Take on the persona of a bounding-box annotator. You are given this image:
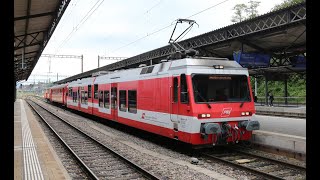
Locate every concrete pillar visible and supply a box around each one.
[98,55,100,68]
[265,74,268,106]
[254,77,257,96]
[81,55,83,73]
[284,77,288,105]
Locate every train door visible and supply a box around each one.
[111,83,118,121]
[77,87,80,110]
[171,76,179,135]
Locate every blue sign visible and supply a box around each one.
[233,52,271,68]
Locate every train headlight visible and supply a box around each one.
[198,114,211,118]
[213,65,224,69]
[241,111,251,116]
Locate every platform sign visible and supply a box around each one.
[233,51,271,68]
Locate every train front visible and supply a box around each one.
[185,59,260,146]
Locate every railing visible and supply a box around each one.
[255,96,306,107]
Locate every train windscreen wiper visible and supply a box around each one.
[195,90,211,109]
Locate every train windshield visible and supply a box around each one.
[192,74,251,103]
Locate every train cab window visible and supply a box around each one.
[104,91,110,109]
[173,77,178,103]
[88,85,92,98]
[94,84,98,99]
[119,90,127,112]
[99,91,103,107]
[192,74,251,103]
[180,74,189,103]
[128,90,137,114]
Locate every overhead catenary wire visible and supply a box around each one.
[110,0,232,54]
[55,0,105,55]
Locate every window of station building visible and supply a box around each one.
[94,84,98,99]
[99,91,103,107]
[119,90,127,112]
[173,77,178,103]
[88,85,92,98]
[180,74,189,103]
[104,90,110,109]
[128,90,137,114]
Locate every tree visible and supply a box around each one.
[246,0,261,19]
[271,0,305,11]
[231,4,247,23]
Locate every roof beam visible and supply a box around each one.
[15,42,41,50]
[15,50,38,57]
[15,30,46,38]
[14,11,54,21]
[28,0,72,81]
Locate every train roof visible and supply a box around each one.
[64,57,248,86]
[68,76,95,87]
[50,83,68,89]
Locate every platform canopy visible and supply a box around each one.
[14,0,71,81]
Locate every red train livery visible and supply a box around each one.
[45,57,260,147]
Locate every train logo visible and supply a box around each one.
[221,108,232,117]
[141,113,146,119]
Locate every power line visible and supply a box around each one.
[186,0,231,19]
[110,0,232,54]
[55,0,105,54]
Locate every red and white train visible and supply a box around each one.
[44,56,260,147]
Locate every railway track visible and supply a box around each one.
[200,147,306,180]
[26,99,161,180]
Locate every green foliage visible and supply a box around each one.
[271,0,305,11]
[231,4,247,23]
[231,1,260,23]
[246,0,261,19]
[250,75,306,97]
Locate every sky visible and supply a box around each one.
[24,0,285,84]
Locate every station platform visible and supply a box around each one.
[14,99,70,179]
[255,104,306,118]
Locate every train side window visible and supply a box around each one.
[128,90,137,114]
[94,84,98,99]
[74,92,77,102]
[85,91,88,104]
[173,77,178,103]
[111,87,117,109]
[88,85,92,98]
[81,91,84,104]
[119,90,127,112]
[99,91,103,107]
[104,91,110,109]
[180,74,189,103]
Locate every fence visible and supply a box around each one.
[255,96,306,107]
